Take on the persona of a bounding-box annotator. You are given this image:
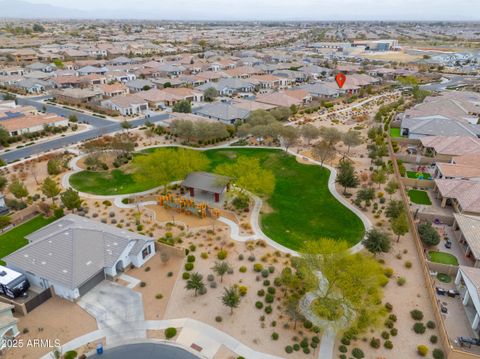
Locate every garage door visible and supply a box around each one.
[78,270,105,296]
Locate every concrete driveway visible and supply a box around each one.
[77,281,146,344]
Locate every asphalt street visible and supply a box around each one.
[89,343,200,359]
[1,96,169,163]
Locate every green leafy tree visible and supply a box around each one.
[385,180,399,199]
[8,178,28,200]
[172,100,192,113]
[203,87,219,102]
[120,120,133,131]
[392,212,409,242]
[0,215,11,229]
[0,125,11,146]
[42,177,61,204]
[320,127,342,147]
[300,124,320,145]
[212,261,231,283]
[342,130,362,154]
[356,187,375,208]
[418,222,440,246]
[185,272,205,297]
[298,239,387,333]
[47,158,62,175]
[214,156,275,196]
[336,160,359,194]
[68,114,78,123]
[312,141,336,167]
[60,188,82,212]
[385,199,404,219]
[279,126,299,151]
[32,23,45,32]
[133,148,210,193]
[371,169,387,188]
[222,286,241,314]
[0,175,7,191]
[362,229,391,255]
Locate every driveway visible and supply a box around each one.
[77,281,146,344]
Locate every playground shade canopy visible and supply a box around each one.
[182,172,230,194]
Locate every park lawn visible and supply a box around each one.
[0,215,57,264]
[389,128,401,138]
[406,171,431,179]
[408,189,432,205]
[69,169,153,195]
[70,147,365,250]
[429,251,459,266]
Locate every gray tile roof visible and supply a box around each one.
[4,215,153,290]
[402,115,480,137]
[182,172,230,194]
[194,102,250,122]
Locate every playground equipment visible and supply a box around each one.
[158,194,220,219]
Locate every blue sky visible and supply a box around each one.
[25,0,479,20]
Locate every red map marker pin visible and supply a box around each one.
[335,73,346,89]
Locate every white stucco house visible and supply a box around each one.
[456,266,480,332]
[3,215,155,302]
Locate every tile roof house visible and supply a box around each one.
[0,113,68,136]
[433,179,480,216]
[453,214,480,267]
[419,136,480,161]
[196,78,255,96]
[3,215,155,301]
[193,102,250,124]
[101,94,149,116]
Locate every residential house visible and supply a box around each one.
[193,102,250,124]
[0,113,68,136]
[11,49,38,63]
[419,136,480,162]
[4,215,155,302]
[53,88,103,105]
[453,215,480,268]
[434,154,480,181]
[433,179,480,216]
[98,83,129,98]
[196,78,255,96]
[101,94,149,116]
[126,79,156,93]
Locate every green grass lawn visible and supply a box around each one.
[70,147,365,250]
[0,215,57,264]
[406,171,431,180]
[408,189,432,205]
[389,128,401,138]
[429,251,459,266]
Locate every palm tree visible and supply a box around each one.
[185,272,205,297]
[221,286,240,314]
[212,261,231,283]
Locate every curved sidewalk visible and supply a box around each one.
[40,318,284,359]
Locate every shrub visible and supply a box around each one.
[427,320,436,329]
[417,345,428,357]
[264,305,272,314]
[339,345,348,353]
[139,281,146,287]
[430,335,438,344]
[341,337,350,345]
[187,255,195,262]
[352,347,365,358]
[381,331,390,340]
[255,301,264,309]
[397,277,406,286]
[182,272,190,280]
[155,293,163,299]
[184,262,194,271]
[405,260,412,268]
[265,293,274,303]
[302,347,310,354]
[238,286,248,296]
[215,316,222,322]
[217,249,227,260]
[285,346,293,354]
[390,328,398,336]
[384,267,394,277]
[384,340,393,349]
[384,319,394,329]
[263,279,270,286]
[271,332,279,340]
[413,322,426,334]
[388,314,397,322]
[167,271,173,277]
[267,287,276,295]
[303,320,313,329]
[239,266,247,273]
[257,289,265,296]
[433,349,445,359]
[370,338,380,349]
[64,351,77,359]
[293,344,300,351]
[411,309,424,321]
[261,269,270,278]
[165,327,177,339]
[253,263,264,272]
[385,302,393,312]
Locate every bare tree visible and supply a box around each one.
[312,141,336,167]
